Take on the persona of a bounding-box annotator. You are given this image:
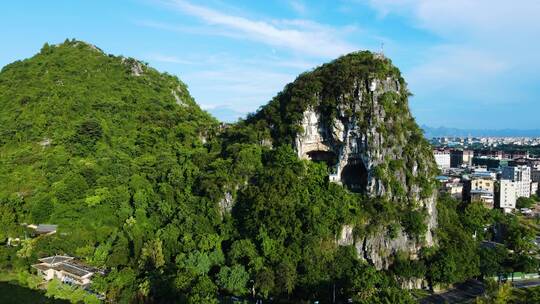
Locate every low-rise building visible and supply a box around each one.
[475,150,504,160]
[505,151,529,160]
[471,175,495,193]
[444,182,463,200]
[472,167,500,179]
[463,172,495,205]
[32,256,98,288]
[471,190,495,209]
[472,157,510,170]
[27,224,57,236]
[450,149,474,168]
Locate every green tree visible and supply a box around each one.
[217,265,249,296]
[516,197,535,209]
[401,209,428,239]
[463,201,492,236]
[254,267,275,299]
[188,276,219,304]
[474,280,512,304]
[275,261,297,295]
[140,239,165,270]
[0,204,16,242]
[479,245,508,278]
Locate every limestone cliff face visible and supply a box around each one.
[252,51,438,270]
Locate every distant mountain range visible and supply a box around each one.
[206,106,246,123]
[421,125,540,138]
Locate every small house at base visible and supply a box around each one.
[26,224,58,236]
[35,224,58,235]
[32,255,98,288]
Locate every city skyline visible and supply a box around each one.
[1,0,539,129]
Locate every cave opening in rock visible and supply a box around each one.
[341,161,368,193]
[307,150,338,173]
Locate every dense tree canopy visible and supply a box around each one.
[0,40,427,303]
[1,40,535,303]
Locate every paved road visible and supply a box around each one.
[419,278,540,304]
[420,280,485,304]
[512,279,540,288]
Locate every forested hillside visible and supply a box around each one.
[1,40,526,304]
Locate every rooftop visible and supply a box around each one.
[31,264,50,272]
[471,189,494,195]
[34,255,98,279]
[35,224,58,234]
[39,255,73,265]
[471,172,494,179]
[55,261,93,278]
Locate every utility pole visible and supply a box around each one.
[333,283,336,303]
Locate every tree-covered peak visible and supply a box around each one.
[0,38,216,146]
[50,39,105,53]
[246,50,417,149]
[308,50,403,82]
[0,42,441,303]
[234,48,438,269]
[0,39,218,204]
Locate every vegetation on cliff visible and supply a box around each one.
[234,51,437,251]
[0,40,422,303]
[1,40,527,303]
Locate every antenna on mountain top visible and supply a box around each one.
[374,42,385,59]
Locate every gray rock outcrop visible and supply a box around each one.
[292,54,438,270]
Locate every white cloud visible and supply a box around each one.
[147,49,318,71]
[289,0,307,15]
[368,0,540,41]
[368,0,540,94]
[365,0,415,17]
[137,19,246,40]
[140,1,362,121]
[142,48,321,117]
[156,0,357,58]
[405,45,510,105]
[364,0,540,128]
[142,0,540,126]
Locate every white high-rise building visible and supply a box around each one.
[532,169,540,183]
[499,180,517,213]
[532,182,538,196]
[463,150,474,167]
[433,149,450,170]
[502,165,531,198]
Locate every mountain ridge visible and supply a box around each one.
[0,39,441,303]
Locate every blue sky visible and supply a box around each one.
[1,0,539,129]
